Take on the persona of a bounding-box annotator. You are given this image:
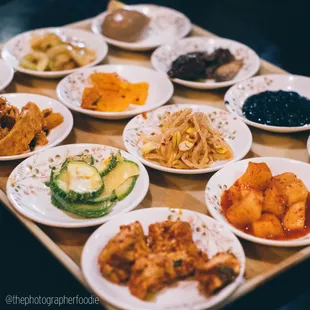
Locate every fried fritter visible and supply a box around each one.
[129,251,196,300]
[0,97,19,130]
[148,220,208,260]
[98,221,150,283]
[195,252,240,296]
[0,102,43,156]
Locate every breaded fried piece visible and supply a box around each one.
[98,221,150,284]
[129,251,196,300]
[148,220,206,259]
[0,102,43,156]
[195,252,240,296]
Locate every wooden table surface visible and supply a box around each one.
[1,19,310,309]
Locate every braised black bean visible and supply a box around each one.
[242,90,310,127]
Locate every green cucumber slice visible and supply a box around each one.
[51,194,113,218]
[50,161,104,202]
[115,176,138,200]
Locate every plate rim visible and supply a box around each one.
[224,74,310,133]
[56,64,174,119]
[0,92,73,161]
[1,27,108,78]
[123,103,253,174]
[81,207,246,310]
[205,156,310,247]
[91,4,192,51]
[6,143,150,227]
[151,36,261,89]
[0,59,14,91]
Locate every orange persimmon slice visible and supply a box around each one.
[81,72,149,112]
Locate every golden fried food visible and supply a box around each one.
[148,220,207,259]
[0,97,19,129]
[98,221,150,283]
[98,220,241,301]
[81,72,149,112]
[0,102,43,156]
[0,98,63,156]
[41,108,64,131]
[129,251,195,300]
[226,184,263,227]
[252,213,284,238]
[236,162,272,190]
[195,252,240,296]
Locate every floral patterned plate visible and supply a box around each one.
[56,64,174,120]
[123,104,252,174]
[224,74,310,133]
[92,4,191,51]
[0,59,14,91]
[0,93,73,161]
[151,36,260,89]
[2,27,108,78]
[205,157,310,247]
[81,207,245,310]
[7,144,149,228]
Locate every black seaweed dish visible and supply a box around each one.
[239,90,310,127]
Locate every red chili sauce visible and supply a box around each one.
[221,191,310,241]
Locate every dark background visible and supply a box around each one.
[1,0,310,309]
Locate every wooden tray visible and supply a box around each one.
[1,18,310,309]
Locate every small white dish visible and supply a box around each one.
[91,4,191,51]
[206,157,310,247]
[81,207,245,310]
[0,60,14,91]
[151,36,260,89]
[0,93,73,161]
[2,27,108,79]
[7,144,149,228]
[123,104,252,174]
[224,74,310,133]
[56,64,174,120]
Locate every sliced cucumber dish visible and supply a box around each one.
[47,152,140,219]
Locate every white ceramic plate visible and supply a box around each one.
[224,74,310,133]
[7,144,149,228]
[151,36,260,89]
[206,157,310,247]
[91,4,191,51]
[123,104,252,174]
[56,64,174,120]
[0,59,14,91]
[81,207,245,310]
[0,93,73,161]
[2,27,108,78]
